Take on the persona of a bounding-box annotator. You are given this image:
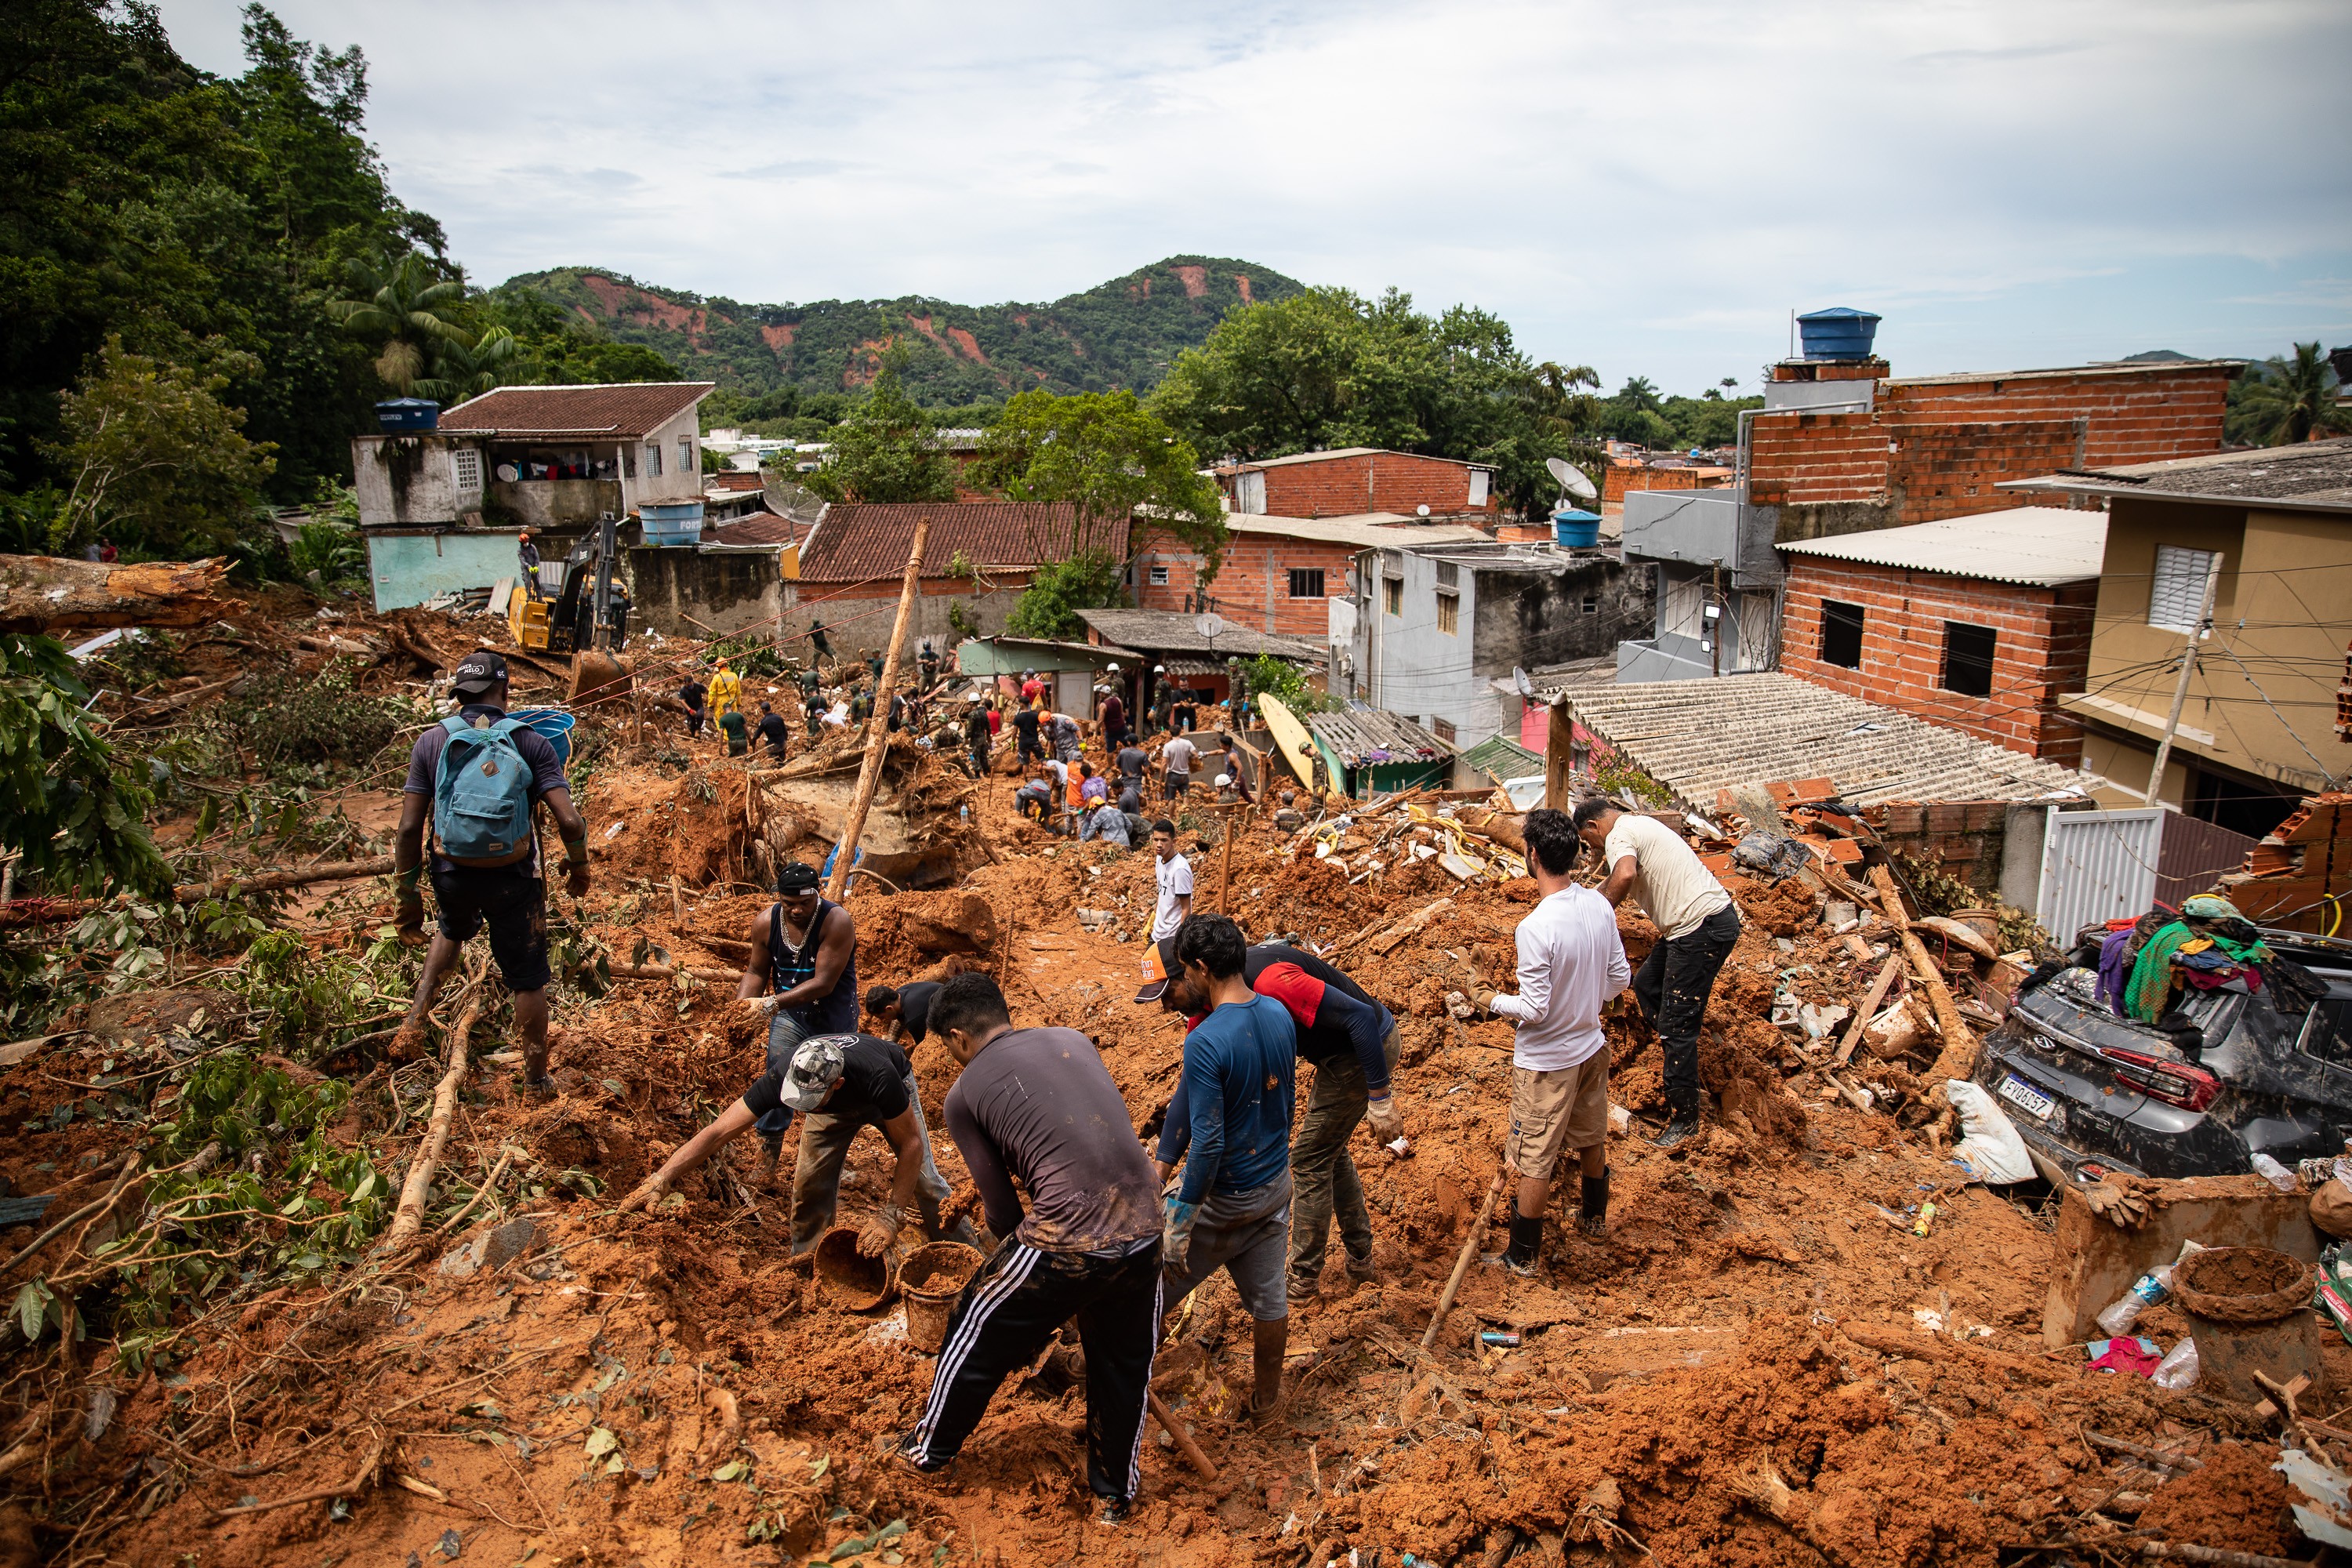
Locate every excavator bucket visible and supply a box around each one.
[568,648,634,706]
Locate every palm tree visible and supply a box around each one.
[419,326,520,405]
[326,252,470,395]
[2234,341,2351,446]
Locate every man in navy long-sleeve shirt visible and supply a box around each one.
[1155,914,1296,1417]
[1138,937,1406,1298]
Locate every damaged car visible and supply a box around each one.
[1970,930,2352,1181]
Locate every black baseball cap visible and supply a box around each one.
[452,650,508,696]
[776,862,820,895]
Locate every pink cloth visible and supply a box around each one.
[2085,1337,2162,1377]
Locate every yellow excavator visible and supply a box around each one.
[507,514,634,705]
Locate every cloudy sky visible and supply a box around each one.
[158,0,2350,394]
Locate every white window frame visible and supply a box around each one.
[2148,544,2218,633]
[450,447,482,494]
[1149,563,1170,586]
[1468,468,1490,507]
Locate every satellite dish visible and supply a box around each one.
[1196,612,1226,639]
[1512,666,1534,699]
[1546,457,1597,500]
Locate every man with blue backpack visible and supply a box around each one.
[391,652,591,1097]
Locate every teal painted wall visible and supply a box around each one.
[367,531,522,612]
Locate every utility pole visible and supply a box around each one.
[1708,560,1724,678]
[2143,552,2226,807]
[826,516,931,901]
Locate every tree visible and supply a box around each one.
[2230,342,2350,446]
[326,250,470,395]
[45,338,277,557]
[1004,554,1130,641]
[0,632,171,895]
[1151,286,1603,520]
[972,390,1225,636]
[419,325,519,404]
[800,348,957,505]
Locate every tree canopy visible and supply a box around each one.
[1148,287,1604,519]
[800,350,959,506]
[2227,342,2350,447]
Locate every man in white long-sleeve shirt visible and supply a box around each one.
[1465,807,1631,1272]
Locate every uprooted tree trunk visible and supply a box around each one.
[0,857,395,927]
[0,554,232,633]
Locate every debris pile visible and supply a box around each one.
[0,587,2337,1566]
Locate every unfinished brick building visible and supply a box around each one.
[1777,507,2104,764]
[1129,513,1485,637]
[1212,447,1498,521]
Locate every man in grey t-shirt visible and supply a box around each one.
[1160,733,1197,800]
[896,975,1160,1523]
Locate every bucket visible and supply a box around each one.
[811,1226,895,1312]
[898,1241,982,1354]
[2171,1245,2323,1402]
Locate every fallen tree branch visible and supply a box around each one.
[211,1436,383,1517]
[380,965,489,1252]
[0,858,395,927]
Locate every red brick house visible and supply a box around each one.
[1777,506,2105,764]
[793,502,1124,648]
[1213,448,1498,521]
[1129,513,1486,637]
[1748,358,2240,536]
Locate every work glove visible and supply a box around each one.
[1365,1094,1404,1143]
[1161,1196,1200,1273]
[1469,986,1502,1014]
[858,1203,906,1258]
[394,887,425,934]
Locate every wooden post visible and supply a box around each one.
[1544,700,1574,811]
[1868,862,1979,1082]
[826,517,931,902]
[2142,551,2224,806]
[1422,1166,1504,1349]
[1218,809,1236,913]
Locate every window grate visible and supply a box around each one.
[1149,564,1169,586]
[2149,544,2218,633]
[1436,592,1459,636]
[452,448,481,492]
[1287,568,1325,599]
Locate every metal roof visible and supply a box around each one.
[1548,673,2107,808]
[2001,437,2352,513]
[1460,733,1543,779]
[437,382,715,438]
[1308,708,1453,767]
[1224,513,1490,550]
[1775,506,2107,587]
[1076,608,1327,662]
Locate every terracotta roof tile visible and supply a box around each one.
[797,503,1124,583]
[439,383,714,439]
[705,511,811,547]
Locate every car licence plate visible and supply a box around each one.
[1998,1074,2056,1120]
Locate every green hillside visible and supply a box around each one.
[492,256,1303,405]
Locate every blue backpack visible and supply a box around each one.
[432,716,537,866]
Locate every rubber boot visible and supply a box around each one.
[1578,1171,1610,1240]
[1502,1213,1544,1276]
[1651,1095,1702,1150]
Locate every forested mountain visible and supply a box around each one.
[494,258,1304,405]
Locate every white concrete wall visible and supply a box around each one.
[354,434,488,527]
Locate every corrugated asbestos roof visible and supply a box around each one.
[797,503,1121,583]
[438,382,715,438]
[1225,447,1491,473]
[1076,608,1326,662]
[1460,734,1543,778]
[1550,673,2106,807]
[1776,506,2107,586]
[1225,513,1490,550]
[1308,708,1453,766]
[2002,436,2352,511]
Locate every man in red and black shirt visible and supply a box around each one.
[1137,936,1406,1298]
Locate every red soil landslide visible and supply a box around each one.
[0,610,2329,1566]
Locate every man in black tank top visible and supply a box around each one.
[738,862,859,1185]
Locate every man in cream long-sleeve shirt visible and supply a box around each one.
[1467,808,1631,1272]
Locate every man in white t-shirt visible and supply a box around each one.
[1464,808,1629,1272]
[1159,734,1198,801]
[1149,818,1193,940]
[1572,798,1740,1151]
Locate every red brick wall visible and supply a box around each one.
[1602,464,1700,503]
[1131,526,1348,636]
[1225,452,1494,519]
[1748,365,2231,523]
[1778,556,2097,764]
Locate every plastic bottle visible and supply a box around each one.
[2150,1338,2199,1392]
[2250,1152,2299,1194]
[2096,1268,2172,1336]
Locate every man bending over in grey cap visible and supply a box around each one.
[619,1031,975,1257]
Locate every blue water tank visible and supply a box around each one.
[1552,508,1602,549]
[1796,307,1882,361]
[375,398,440,433]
